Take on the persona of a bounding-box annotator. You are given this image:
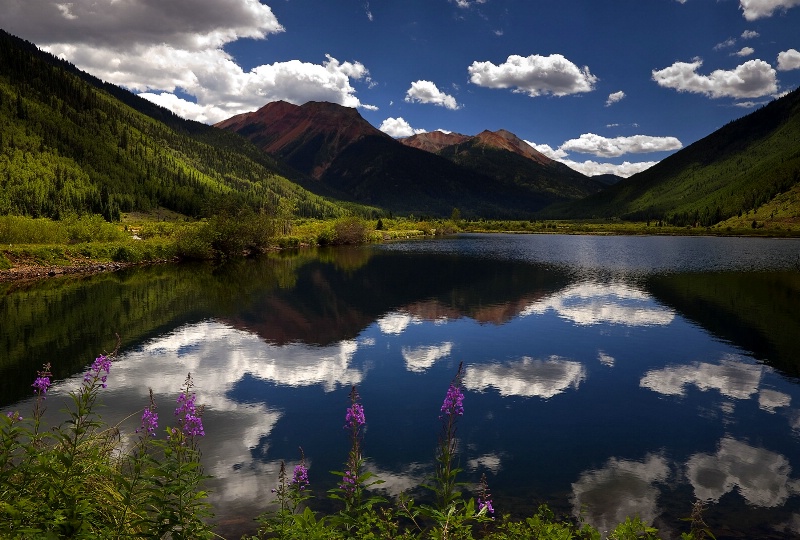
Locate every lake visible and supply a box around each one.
[2,233,800,538]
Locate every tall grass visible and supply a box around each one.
[0,215,127,244]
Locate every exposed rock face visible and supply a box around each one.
[400,129,553,166]
[471,129,553,166]
[400,131,471,153]
[215,101,390,179]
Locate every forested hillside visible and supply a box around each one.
[0,30,347,221]
[553,87,800,226]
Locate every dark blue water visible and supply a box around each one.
[3,234,800,538]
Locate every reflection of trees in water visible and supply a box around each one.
[645,271,800,377]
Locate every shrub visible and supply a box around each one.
[333,217,369,245]
[174,223,216,260]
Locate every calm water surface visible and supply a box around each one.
[3,233,800,538]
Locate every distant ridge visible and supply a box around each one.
[554,86,800,226]
[401,131,471,153]
[400,128,606,203]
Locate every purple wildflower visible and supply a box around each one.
[32,376,51,396]
[344,402,365,430]
[31,363,53,397]
[477,473,494,517]
[292,464,309,491]
[137,407,159,437]
[340,469,358,494]
[440,384,464,419]
[84,354,112,388]
[478,498,494,516]
[5,411,22,422]
[175,392,205,437]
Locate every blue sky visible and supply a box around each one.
[4,0,800,177]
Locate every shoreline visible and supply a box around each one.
[3,227,798,284]
[0,261,136,283]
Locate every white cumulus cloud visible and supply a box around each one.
[714,37,737,51]
[405,80,460,110]
[734,47,755,57]
[560,134,683,158]
[2,0,376,123]
[468,54,597,97]
[652,58,778,99]
[739,0,800,20]
[379,117,428,138]
[605,91,626,107]
[778,49,800,71]
[524,140,662,178]
[559,159,659,178]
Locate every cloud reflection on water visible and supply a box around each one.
[463,356,586,399]
[377,312,422,335]
[640,355,764,400]
[521,282,675,327]
[571,454,670,535]
[685,437,800,507]
[402,342,454,372]
[142,320,363,392]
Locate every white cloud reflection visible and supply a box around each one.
[463,356,586,399]
[686,437,800,507]
[467,452,503,474]
[402,342,453,372]
[598,350,616,367]
[571,454,670,535]
[142,320,362,392]
[640,355,763,400]
[759,389,792,413]
[520,282,675,327]
[364,462,428,498]
[377,311,422,335]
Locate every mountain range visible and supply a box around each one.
[1,29,799,226]
[215,101,606,217]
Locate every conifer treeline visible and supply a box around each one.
[0,30,346,221]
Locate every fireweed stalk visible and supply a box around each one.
[477,473,494,518]
[115,388,160,536]
[145,372,212,538]
[30,362,52,439]
[329,385,384,528]
[340,386,366,509]
[435,361,465,510]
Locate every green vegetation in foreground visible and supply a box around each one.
[1,356,716,539]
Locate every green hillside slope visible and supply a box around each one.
[0,30,346,220]
[555,88,800,226]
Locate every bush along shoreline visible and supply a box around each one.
[1,351,718,539]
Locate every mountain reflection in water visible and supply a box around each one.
[3,234,800,539]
